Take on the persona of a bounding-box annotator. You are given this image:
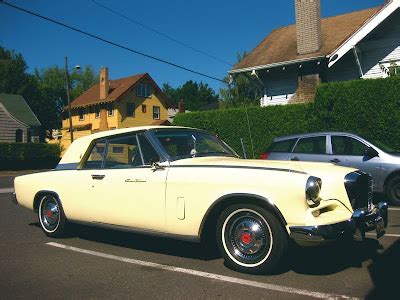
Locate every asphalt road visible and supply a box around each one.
[1,174,399,299]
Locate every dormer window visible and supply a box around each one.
[136,83,151,98]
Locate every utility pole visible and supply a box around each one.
[64,56,74,143]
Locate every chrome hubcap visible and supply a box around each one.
[41,197,60,231]
[224,210,271,265]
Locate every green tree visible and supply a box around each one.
[34,65,98,128]
[0,46,98,131]
[162,80,220,111]
[219,52,261,108]
[0,46,48,128]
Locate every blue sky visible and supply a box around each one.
[0,0,383,93]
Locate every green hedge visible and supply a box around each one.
[0,143,61,170]
[174,77,400,157]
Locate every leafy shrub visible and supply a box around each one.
[0,143,61,170]
[174,77,400,157]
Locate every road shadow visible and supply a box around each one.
[53,222,220,261]
[366,239,400,299]
[274,238,382,276]
[30,221,385,276]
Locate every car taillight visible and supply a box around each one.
[260,152,270,159]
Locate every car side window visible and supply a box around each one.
[138,134,161,165]
[266,139,297,153]
[82,139,107,169]
[331,136,369,156]
[293,136,326,154]
[104,135,142,169]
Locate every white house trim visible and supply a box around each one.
[328,0,400,68]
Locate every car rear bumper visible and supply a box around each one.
[289,202,388,243]
[11,192,18,205]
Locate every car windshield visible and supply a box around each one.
[362,136,400,154]
[153,129,238,160]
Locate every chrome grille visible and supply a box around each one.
[344,171,373,210]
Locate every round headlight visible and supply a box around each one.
[306,176,322,206]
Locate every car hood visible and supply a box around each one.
[168,156,356,177]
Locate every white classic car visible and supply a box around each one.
[13,126,388,274]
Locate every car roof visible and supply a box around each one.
[59,126,193,166]
[273,132,359,142]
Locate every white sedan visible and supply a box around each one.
[13,126,388,274]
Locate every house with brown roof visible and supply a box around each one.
[229,0,400,106]
[60,68,169,148]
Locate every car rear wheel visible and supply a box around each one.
[38,194,67,237]
[387,175,400,206]
[216,204,288,274]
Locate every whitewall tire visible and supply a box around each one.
[216,204,288,274]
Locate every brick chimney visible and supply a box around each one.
[99,67,109,99]
[295,0,322,55]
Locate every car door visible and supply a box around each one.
[83,132,168,232]
[289,135,330,162]
[329,135,382,190]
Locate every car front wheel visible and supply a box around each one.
[387,175,400,206]
[38,194,67,237]
[216,204,288,274]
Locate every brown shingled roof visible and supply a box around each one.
[70,73,167,109]
[232,7,382,71]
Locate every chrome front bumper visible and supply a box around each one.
[290,202,388,243]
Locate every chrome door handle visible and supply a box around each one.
[91,174,105,180]
[291,157,299,161]
[330,158,340,163]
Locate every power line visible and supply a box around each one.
[0,1,228,84]
[90,0,233,67]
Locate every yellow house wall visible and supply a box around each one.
[117,80,168,128]
[62,105,118,131]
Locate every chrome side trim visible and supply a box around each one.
[170,165,307,175]
[71,220,200,243]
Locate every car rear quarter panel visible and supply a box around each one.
[14,170,93,222]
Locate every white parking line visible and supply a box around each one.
[366,232,400,238]
[0,188,14,194]
[47,242,356,299]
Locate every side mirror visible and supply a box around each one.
[365,147,379,158]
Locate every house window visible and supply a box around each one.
[107,103,114,117]
[136,83,151,97]
[113,146,124,153]
[153,106,160,120]
[78,108,85,121]
[127,103,135,117]
[142,104,147,113]
[15,129,23,143]
[95,106,100,119]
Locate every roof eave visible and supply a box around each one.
[229,56,327,74]
[328,1,398,68]
[228,56,326,74]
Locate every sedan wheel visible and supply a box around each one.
[217,204,287,274]
[387,176,400,206]
[38,195,67,237]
